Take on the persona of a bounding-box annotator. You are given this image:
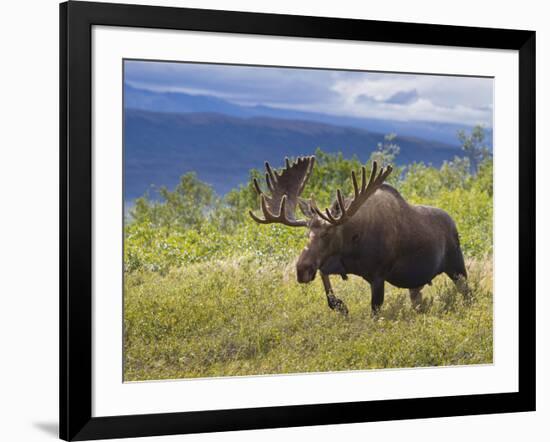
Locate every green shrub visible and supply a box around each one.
[125,148,492,273]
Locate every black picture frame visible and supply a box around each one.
[60,1,536,440]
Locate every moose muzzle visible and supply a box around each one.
[296,259,318,283]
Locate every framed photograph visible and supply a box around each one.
[60,1,535,440]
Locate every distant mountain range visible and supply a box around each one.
[124,108,466,200]
[125,84,493,147]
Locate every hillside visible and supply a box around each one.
[124,109,463,199]
[124,150,494,381]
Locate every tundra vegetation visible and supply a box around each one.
[124,127,493,381]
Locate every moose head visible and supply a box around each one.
[249,156,392,285]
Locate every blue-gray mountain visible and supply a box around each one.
[125,84,493,146]
[125,109,467,200]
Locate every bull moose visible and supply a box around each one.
[249,156,469,316]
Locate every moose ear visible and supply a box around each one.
[297,198,314,218]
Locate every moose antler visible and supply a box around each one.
[309,161,393,226]
[249,156,315,227]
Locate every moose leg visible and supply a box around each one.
[446,249,470,301]
[321,272,348,316]
[409,286,423,309]
[447,272,471,302]
[370,279,385,314]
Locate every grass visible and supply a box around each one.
[124,256,493,381]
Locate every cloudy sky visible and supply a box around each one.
[125,60,493,126]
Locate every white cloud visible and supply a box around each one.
[328,73,493,125]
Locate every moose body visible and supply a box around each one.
[250,156,468,315]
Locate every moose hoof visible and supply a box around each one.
[327,294,349,317]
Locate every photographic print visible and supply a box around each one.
[123,60,494,382]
